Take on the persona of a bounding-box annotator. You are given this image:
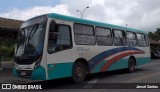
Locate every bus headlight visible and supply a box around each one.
[34,57,41,69]
[34,61,40,69]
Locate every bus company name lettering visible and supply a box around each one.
[77,47,90,51]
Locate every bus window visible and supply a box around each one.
[113,30,126,46]
[96,27,112,46]
[126,31,137,46]
[48,23,72,53]
[137,33,147,47]
[145,34,150,47]
[74,23,95,45]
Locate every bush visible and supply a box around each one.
[0,38,15,61]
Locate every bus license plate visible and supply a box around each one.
[21,72,26,76]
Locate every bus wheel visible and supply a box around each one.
[128,58,135,73]
[72,62,86,83]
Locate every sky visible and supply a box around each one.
[0,0,160,32]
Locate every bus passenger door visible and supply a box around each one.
[47,21,73,79]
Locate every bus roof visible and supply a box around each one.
[47,13,147,34]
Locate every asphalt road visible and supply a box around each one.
[1,59,160,92]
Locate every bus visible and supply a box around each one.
[13,13,151,82]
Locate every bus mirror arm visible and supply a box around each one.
[49,21,56,32]
[49,21,56,40]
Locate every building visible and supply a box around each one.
[0,17,23,67]
[149,38,160,52]
[0,17,23,39]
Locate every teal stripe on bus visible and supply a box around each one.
[136,57,151,66]
[31,66,46,80]
[46,57,150,80]
[47,13,147,34]
[47,62,73,80]
[107,59,128,71]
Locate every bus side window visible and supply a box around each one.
[146,34,149,47]
[48,23,72,53]
[126,31,137,46]
[142,34,148,47]
[137,34,141,46]
[113,30,126,46]
[137,33,147,47]
[74,23,95,45]
[96,27,113,46]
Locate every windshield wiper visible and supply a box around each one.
[27,24,39,44]
[19,24,39,55]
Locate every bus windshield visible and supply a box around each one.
[15,23,46,57]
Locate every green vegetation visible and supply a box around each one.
[148,31,160,41]
[148,30,160,52]
[0,37,15,61]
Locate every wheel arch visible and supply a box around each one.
[73,58,90,74]
[129,56,137,65]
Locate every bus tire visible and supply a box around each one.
[72,62,86,83]
[128,58,136,73]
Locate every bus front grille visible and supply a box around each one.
[15,59,35,65]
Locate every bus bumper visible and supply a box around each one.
[13,66,46,80]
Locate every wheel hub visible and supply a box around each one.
[75,67,83,78]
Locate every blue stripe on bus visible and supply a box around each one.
[88,47,144,73]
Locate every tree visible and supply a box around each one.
[148,31,159,41]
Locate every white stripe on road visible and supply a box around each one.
[83,78,99,89]
[113,73,145,76]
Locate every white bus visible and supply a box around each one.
[13,13,151,82]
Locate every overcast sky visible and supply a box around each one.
[0,0,160,32]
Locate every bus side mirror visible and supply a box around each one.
[49,21,56,40]
[49,21,55,32]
